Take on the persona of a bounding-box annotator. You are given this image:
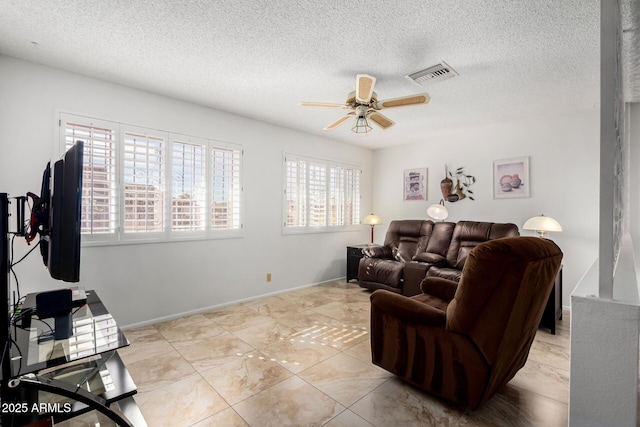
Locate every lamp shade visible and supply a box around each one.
[352,115,372,135]
[523,214,562,237]
[362,213,382,225]
[427,200,449,221]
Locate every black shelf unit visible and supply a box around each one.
[540,267,563,335]
[1,193,146,426]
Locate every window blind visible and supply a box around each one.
[210,146,241,230]
[123,131,165,233]
[65,121,118,236]
[284,154,360,232]
[172,140,206,231]
[60,113,243,244]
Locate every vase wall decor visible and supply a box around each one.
[440,165,453,199]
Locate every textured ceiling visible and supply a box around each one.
[0,0,611,149]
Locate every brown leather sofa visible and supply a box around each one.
[358,220,519,296]
[370,236,563,409]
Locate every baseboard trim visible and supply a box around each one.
[121,277,346,330]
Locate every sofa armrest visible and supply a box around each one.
[370,289,446,327]
[412,252,446,264]
[420,277,458,302]
[363,245,393,258]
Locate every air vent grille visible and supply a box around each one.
[406,61,458,86]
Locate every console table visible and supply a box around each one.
[1,290,146,426]
[347,244,374,282]
[539,267,563,335]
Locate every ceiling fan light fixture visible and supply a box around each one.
[301,73,431,134]
[352,115,372,135]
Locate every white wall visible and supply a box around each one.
[372,108,600,307]
[631,103,640,265]
[570,256,639,427]
[569,102,640,426]
[0,55,374,326]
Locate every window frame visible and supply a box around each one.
[59,113,243,246]
[283,153,361,235]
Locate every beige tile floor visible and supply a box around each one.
[117,280,570,427]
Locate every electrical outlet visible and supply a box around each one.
[266,273,272,282]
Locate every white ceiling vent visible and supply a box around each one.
[406,61,458,86]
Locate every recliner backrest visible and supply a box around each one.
[445,221,519,268]
[489,223,520,240]
[383,220,433,262]
[445,237,562,395]
[424,221,456,258]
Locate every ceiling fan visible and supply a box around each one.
[300,74,430,135]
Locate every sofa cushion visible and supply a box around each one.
[359,258,405,288]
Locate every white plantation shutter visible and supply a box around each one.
[60,113,243,244]
[328,166,345,226]
[345,168,360,226]
[63,118,118,239]
[284,154,360,232]
[308,162,327,227]
[211,145,242,230]
[285,158,307,227]
[122,130,165,234]
[172,139,206,232]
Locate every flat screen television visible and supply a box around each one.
[43,140,84,282]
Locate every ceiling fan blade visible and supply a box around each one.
[367,111,395,129]
[374,93,430,109]
[300,102,348,108]
[323,113,355,131]
[356,74,376,104]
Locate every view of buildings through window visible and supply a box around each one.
[284,154,360,232]
[61,116,358,240]
[62,114,242,242]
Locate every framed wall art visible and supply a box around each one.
[493,156,530,199]
[404,168,427,201]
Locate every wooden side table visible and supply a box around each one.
[347,244,372,282]
[540,267,563,334]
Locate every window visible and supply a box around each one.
[60,113,243,244]
[172,138,206,232]
[211,146,241,230]
[64,119,118,236]
[284,154,360,233]
[123,128,165,234]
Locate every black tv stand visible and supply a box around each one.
[1,193,146,426]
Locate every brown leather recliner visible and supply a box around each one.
[357,220,434,293]
[359,220,519,296]
[370,236,563,410]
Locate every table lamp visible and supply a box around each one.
[523,214,562,238]
[427,199,449,221]
[362,213,382,244]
